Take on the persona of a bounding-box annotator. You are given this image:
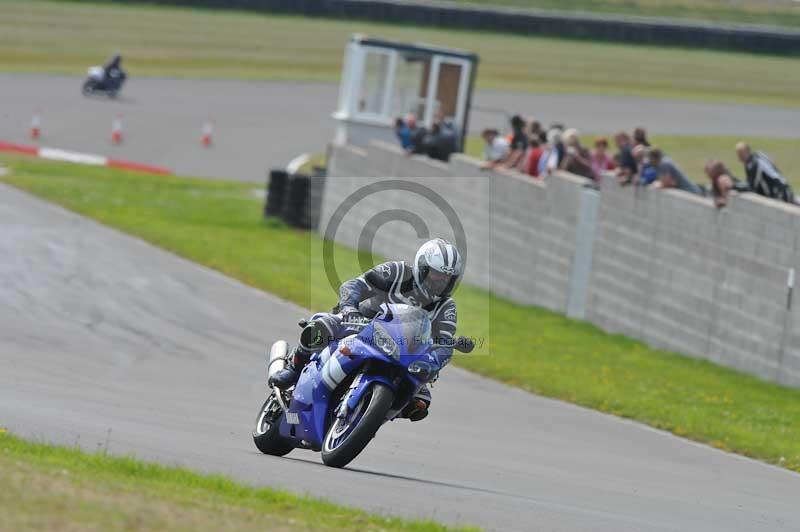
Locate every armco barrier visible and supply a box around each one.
[323,140,800,387]
[110,0,800,55]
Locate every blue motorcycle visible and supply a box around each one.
[253,304,473,468]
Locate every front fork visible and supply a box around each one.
[338,370,398,420]
[336,373,364,419]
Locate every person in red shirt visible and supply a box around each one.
[591,137,616,183]
[525,138,544,177]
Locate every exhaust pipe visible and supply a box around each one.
[267,340,288,385]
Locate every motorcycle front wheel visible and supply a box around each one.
[321,382,394,468]
[252,393,294,456]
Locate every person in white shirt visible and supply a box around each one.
[480,128,510,169]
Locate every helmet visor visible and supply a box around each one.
[423,269,451,296]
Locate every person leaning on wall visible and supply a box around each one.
[704,159,747,208]
[480,128,510,170]
[648,148,703,195]
[735,142,796,204]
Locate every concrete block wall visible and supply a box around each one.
[321,142,495,296]
[324,141,800,387]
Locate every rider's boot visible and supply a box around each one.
[269,346,311,389]
[401,399,430,422]
[401,386,431,422]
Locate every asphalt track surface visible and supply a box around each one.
[2,184,800,532]
[1,74,798,182]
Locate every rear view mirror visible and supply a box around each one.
[432,336,476,353]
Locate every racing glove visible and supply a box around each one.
[340,306,366,326]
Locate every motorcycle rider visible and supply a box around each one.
[269,238,463,421]
[102,53,126,87]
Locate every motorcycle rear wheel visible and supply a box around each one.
[321,382,394,468]
[252,394,294,456]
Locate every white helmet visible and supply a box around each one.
[413,238,463,298]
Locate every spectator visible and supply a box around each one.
[705,159,744,208]
[735,142,795,204]
[633,127,650,148]
[525,137,544,177]
[614,132,637,185]
[649,148,702,195]
[435,109,458,140]
[406,114,427,155]
[559,129,595,180]
[537,131,552,177]
[499,114,528,169]
[422,123,454,162]
[395,117,413,152]
[544,127,564,176]
[632,145,657,186]
[418,110,458,162]
[538,131,548,144]
[590,136,616,180]
[480,128,510,169]
[529,120,543,141]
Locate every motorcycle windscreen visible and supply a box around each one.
[376,304,431,353]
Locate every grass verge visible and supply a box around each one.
[1,0,799,107]
[465,134,800,189]
[447,0,800,28]
[0,429,472,532]
[2,155,800,475]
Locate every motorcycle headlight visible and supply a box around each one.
[407,360,436,381]
[372,323,398,359]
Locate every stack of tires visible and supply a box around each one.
[264,169,325,230]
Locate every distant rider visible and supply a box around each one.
[103,53,126,85]
[269,238,463,422]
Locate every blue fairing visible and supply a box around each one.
[345,373,394,411]
[278,304,447,449]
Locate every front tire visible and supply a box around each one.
[321,382,394,468]
[252,395,294,456]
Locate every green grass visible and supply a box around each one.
[0,429,473,532]
[3,155,800,476]
[2,0,800,107]
[448,0,800,28]
[465,134,800,188]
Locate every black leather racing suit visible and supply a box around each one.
[337,260,458,343]
[289,261,457,413]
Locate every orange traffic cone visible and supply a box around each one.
[201,120,213,147]
[111,114,123,144]
[30,111,41,140]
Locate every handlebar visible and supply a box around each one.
[300,314,475,353]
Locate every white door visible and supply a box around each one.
[423,55,471,131]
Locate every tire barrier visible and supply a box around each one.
[111,0,800,55]
[264,169,325,229]
[265,169,289,219]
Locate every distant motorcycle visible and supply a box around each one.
[253,304,474,468]
[82,65,126,97]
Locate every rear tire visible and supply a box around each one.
[252,395,294,456]
[321,383,394,468]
